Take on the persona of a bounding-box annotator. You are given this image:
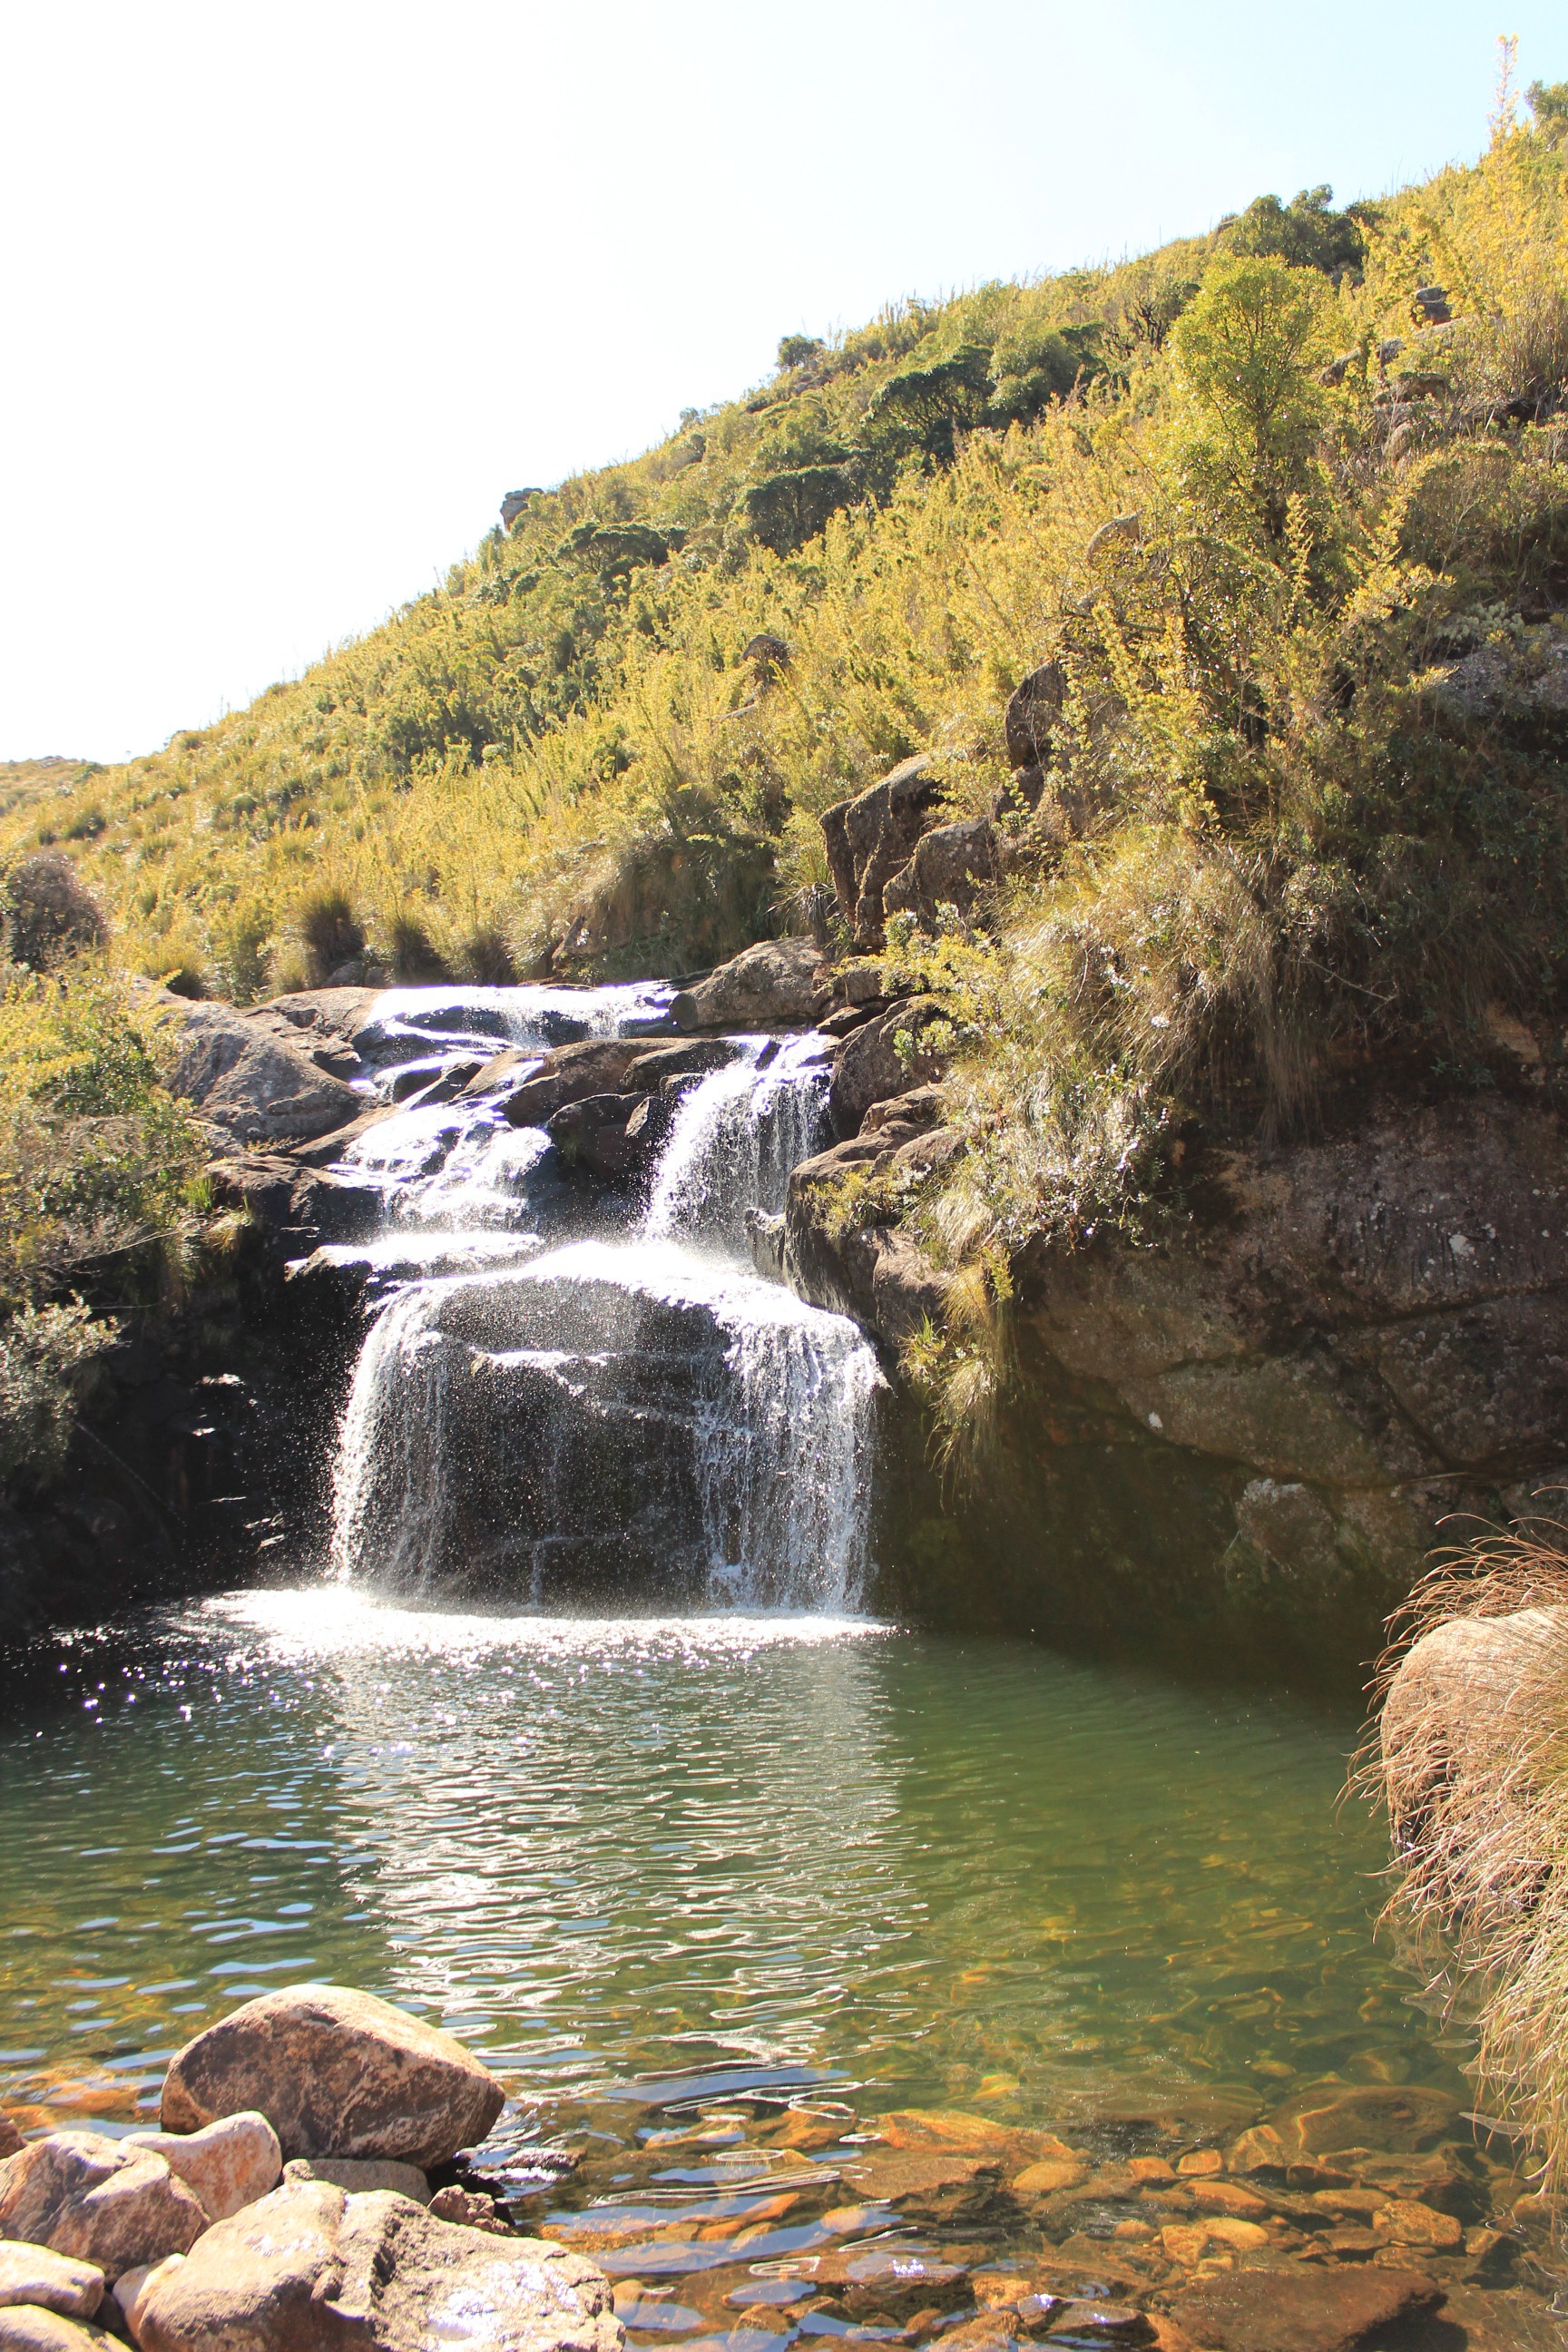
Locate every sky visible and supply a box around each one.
[1,0,1563,764]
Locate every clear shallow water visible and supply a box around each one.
[0,1591,1462,2143]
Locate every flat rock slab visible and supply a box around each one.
[0,2248,103,2318]
[133,2181,622,2352]
[160,1984,505,2167]
[0,2134,207,2278]
[1169,2265,1443,2352]
[126,2114,280,2223]
[836,2151,1004,2220]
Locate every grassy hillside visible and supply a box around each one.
[5,65,1568,1462]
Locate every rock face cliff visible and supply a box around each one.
[785,1080,1568,1673]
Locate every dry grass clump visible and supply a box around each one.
[1369,1518,1568,2198]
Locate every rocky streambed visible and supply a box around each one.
[3,1979,1564,2352]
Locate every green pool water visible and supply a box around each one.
[0,1587,1462,2146]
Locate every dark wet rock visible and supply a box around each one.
[623,1039,745,1090]
[131,2181,620,2352]
[882,818,1000,932]
[0,2130,21,2167]
[0,2134,208,2279]
[828,997,949,1138]
[159,1984,505,2169]
[670,939,824,1031]
[1044,2308,1152,2347]
[455,1046,539,1101]
[545,1093,663,1183]
[858,1091,1568,1671]
[746,1210,786,1281]
[503,1042,648,1130]
[821,756,949,949]
[1168,2264,1442,2352]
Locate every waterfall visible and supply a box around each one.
[644,1036,829,1247]
[327,988,881,1613]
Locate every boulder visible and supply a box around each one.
[158,1985,505,2169]
[1168,2265,1441,2352]
[669,939,824,1031]
[502,1042,646,1131]
[821,757,948,949]
[0,2312,114,2352]
[0,2135,208,2278]
[158,1001,362,1148]
[828,998,949,1138]
[1003,662,1066,770]
[123,2116,279,2224]
[882,818,999,932]
[0,2247,104,2318]
[544,1094,662,1183]
[784,1136,949,1344]
[622,1039,743,1090]
[282,2160,428,2206]
[130,2182,621,2352]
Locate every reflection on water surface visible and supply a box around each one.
[0,1587,1457,2141]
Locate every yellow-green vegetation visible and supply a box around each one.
[0,959,208,1489]
[5,61,1568,1461]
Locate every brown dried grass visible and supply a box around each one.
[1364,1510,1568,2194]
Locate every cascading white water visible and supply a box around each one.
[644,1035,828,1246]
[327,985,882,1612]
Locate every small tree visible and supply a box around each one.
[1170,256,1330,542]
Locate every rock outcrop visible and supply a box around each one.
[789,1085,1568,1671]
[159,1985,505,2168]
[881,817,999,933]
[130,2182,621,2352]
[827,998,949,1137]
[156,995,372,1148]
[821,758,948,949]
[670,938,823,1030]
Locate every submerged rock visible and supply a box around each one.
[130,2181,621,2352]
[1168,2264,1442,2352]
[0,2134,207,2279]
[159,1985,505,2169]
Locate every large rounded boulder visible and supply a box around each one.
[0,2133,208,2278]
[159,1985,505,2169]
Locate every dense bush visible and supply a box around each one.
[4,852,108,969]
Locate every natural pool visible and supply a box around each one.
[0,1589,1454,2132]
[7,1591,1563,2340]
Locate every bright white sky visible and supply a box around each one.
[2,0,1562,763]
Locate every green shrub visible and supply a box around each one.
[0,1298,116,1493]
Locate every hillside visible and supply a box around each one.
[5,80,1568,1451]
